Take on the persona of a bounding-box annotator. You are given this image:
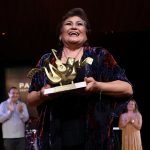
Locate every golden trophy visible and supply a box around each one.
[27,49,93,95]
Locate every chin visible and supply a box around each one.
[69,39,79,43]
[69,40,84,45]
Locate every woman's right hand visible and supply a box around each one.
[27,84,52,106]
[40,84,51,98]
[40,84,62,102]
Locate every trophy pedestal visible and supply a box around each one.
[44,81,86,95]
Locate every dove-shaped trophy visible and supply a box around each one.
[27,49,93,95]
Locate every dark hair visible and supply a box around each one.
[56,8,91,47]
[8,86,18,93]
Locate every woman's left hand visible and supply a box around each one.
[84,77,99,92]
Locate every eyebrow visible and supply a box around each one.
[65,18,85,22]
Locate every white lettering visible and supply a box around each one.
[19,82,30,93]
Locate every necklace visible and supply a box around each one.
[63,47,83,61]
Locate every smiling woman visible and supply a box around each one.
[27,8,133,150]
[58,14,89,64]
[57,8,91,48]
[118,99,143,150]
[60,16,87,50]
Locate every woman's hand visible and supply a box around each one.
[40,84,63,102]
[40,84,51,98]
[27,84,51,106]
[84,77,99,92]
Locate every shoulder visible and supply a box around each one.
[36,53,51,67]
[120,112,127,118]
[84,46,110,59]
[40,53,51,60]
[89,46,114,58]
[135,112,142,118]
[0,100,7,105]
[0,101,7,108]
[85,46,108,54]
[91,47,117,66]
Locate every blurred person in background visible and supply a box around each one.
[119,98,142,150]
[0,86,29,150]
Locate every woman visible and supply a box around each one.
[27,8,133,150]
[118,99,142,150]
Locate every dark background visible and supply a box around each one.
[0,0,149,149]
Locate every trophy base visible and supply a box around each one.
[44,81,86,95]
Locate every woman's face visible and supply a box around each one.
[127,101,136,111]
[60,16,87,47]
